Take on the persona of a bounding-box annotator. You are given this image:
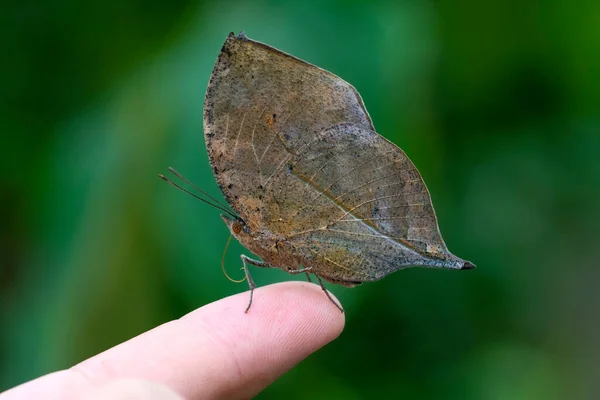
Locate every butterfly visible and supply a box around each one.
[165,32,474,313]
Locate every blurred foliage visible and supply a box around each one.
[1,0,599,399]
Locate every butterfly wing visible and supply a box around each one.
[204,32,374,232]
[204,33,472,282]
[264,123,469,282]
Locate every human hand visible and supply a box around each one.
[0,282,345,399]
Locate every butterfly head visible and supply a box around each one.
[221,214,250,238]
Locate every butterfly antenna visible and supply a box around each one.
[158,173,239,219]
[221,234,246,283]
[168,167,234,213]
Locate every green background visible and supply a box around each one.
[2,0,599,398]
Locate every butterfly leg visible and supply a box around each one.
[315,274,344,313]
[240,254,271,313]
[286,266,312,275]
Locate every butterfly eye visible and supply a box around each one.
[232,220,243,234]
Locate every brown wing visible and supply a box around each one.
[204,32,374,232]
[204,33,472,282]
[264,123,468,282]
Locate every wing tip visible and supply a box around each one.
[460,260,476,270]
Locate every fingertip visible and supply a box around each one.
[57,281,346,400]
[188,281,346,342]
[175,281,345,398]
[259,281,346,338]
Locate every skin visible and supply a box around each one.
[0,282,345,400]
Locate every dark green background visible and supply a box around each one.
[2,0,599,398]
